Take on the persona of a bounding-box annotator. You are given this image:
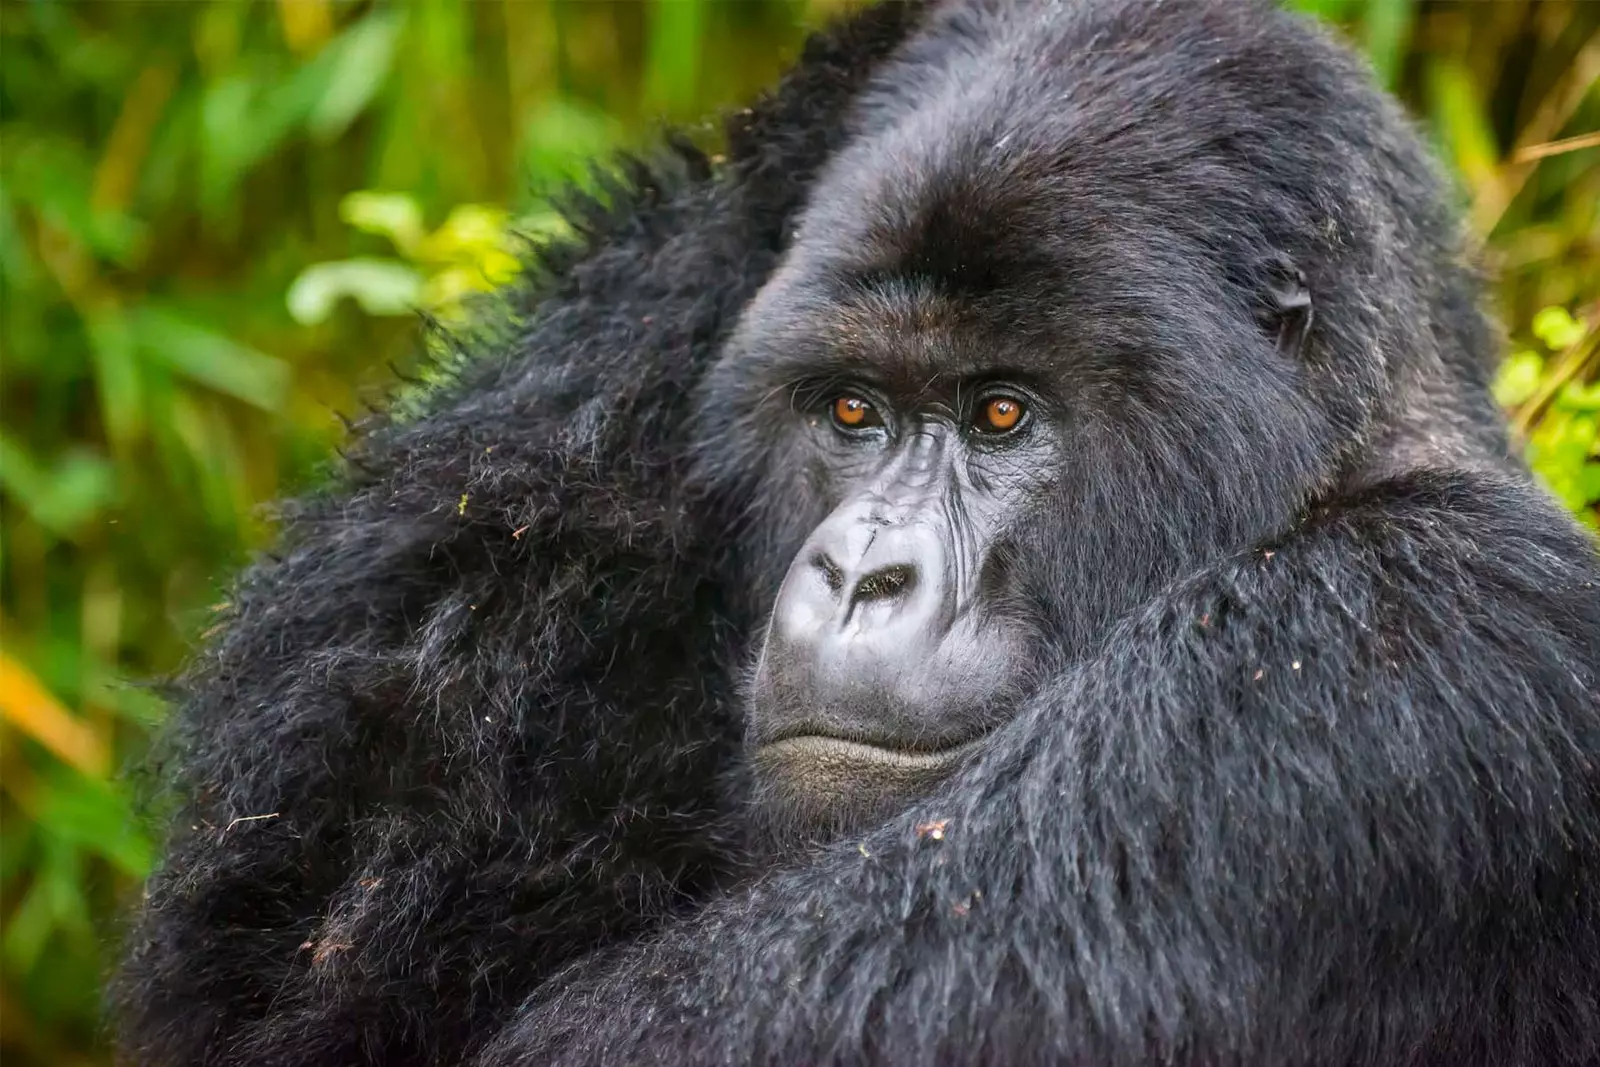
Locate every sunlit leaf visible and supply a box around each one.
[1492,350,1545,408]
[1528,408,1600,514]
[287,257,424,324]
[340,190,425,255]
[515,208,575,242]
[276,0,334,56]
[1285,0,1357,17]
[1578,463,1600,506]
[1532,305,1587,351]
[1558,380,1600,414]
[0,651,109,774]
[426,204,512,258]
[1427,61,1499,193]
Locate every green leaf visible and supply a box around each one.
[4,134,146,263]
[515,208,574,243]
[85,674,168,728]
[32,770,153,878]
[133,306,291,410]
[0,181,37,289]
[1286,0,1357,17]
[1532,306,1587,351]
[1491,350,1544,408]
[519,100,624,187]
[642,0,705,116]
[429,203,510,255]
[0,436,117,538]
[1,847,76,974]
[38,453,117,534]
[287,257,423,324]
[85,305,145,449]
[1557,380,1600,413]
[198,13,400,213]
[197,76,267,212]
[1363,0,1415,90]
[1427,61,1499,192]
[308,10,404,142]
[1577,463,1600,506]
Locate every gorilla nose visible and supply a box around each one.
[763,517,957,715]
[815,555,917,611]
[797,517,946,634]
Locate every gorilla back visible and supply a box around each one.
[117,2,1600,1066]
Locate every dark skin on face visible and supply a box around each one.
[746,314,1063,839]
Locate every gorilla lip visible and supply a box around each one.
[752,735,983,822]
[757,733,982,769]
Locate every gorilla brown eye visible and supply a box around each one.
[830,395,880,430]
[973,395,1025,434]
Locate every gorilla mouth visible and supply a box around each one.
[756,733,984,772]
[751,733,984,833]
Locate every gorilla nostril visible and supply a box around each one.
[851,563,916,604]
[812,553,846,595]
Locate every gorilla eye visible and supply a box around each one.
[973,395,1026,435]
[830,395,882,432]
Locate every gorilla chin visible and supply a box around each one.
[751,735,983,843]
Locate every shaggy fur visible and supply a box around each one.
[116,1,1600,1065]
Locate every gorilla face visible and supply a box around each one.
[700,21,1341,843]
[729,247,1099,839]
[746,365,1052,830]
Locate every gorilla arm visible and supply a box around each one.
[480,471,1600,1067]
[112,163,751,1065]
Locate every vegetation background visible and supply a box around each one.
[1,0,1595,1062]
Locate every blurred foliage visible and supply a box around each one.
[1495,305,1600,517]
[0,1,1595,1062]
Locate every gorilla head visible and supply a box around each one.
[694,1,1490,842]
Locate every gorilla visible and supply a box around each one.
[116,0,1600,1064]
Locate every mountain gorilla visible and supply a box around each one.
[116,0,1600,1064]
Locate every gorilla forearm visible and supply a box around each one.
[482,471,1600,1066]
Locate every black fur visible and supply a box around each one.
[115,1,1600,1065]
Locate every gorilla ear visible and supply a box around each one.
[1256,253,1314,360]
